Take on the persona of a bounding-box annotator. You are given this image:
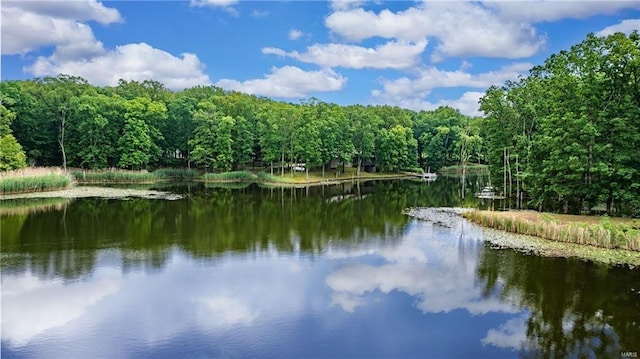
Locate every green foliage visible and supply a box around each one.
[2,72,483,182]
[480,31,640,216]
[0,134,27,171]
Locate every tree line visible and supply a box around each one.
[0,76,482,176]
[480,31,640,216]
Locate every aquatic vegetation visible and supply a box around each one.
[463,210,640,252]
[0,168,73,195]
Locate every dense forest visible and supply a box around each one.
[0,75,481,176]
[1,32,639,216]
[480,32,640,216]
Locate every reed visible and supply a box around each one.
[463,210,640,252]
[0,167,73,195]
[153,168,201,180]
[72,169,159,183]
[202,171,256,182]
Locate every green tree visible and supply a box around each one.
[118,117,152,169]
[189,101,235,171]
[0,103,27,170]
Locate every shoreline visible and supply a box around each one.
[404,207,640,267]
[0,186,183,200]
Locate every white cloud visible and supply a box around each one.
[484,1,640,23]
[482,315,528,350]
[190,0,238,7]
[3,0,122,24]
[371,63,531,115]
[215,66,347,98]
[330,0,366,12]
[596,19,640,37]
[1,5,107,57]
[289,29,304,40]
[190,0,239,15]
[250,9,269,18]
[263,39,427,70]
[27,42,212,90]
[325,2,546,60]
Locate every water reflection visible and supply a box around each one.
[477,249,640,358]
[2,179,638,358]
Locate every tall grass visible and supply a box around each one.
[203,171,256,182]
[153,168,200,180]
[72,169,159,183]
[0,167,73,195]
[463,210,640,252]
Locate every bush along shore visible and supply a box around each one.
[0,168,73,195]
[463,210,640,252]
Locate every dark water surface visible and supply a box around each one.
[2,178,639,358]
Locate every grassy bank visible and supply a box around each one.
[464,210,640,252]
[0,168,73,195]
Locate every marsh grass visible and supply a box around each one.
[72,169,159,183]
[0,167,73,195]
[203,171,256,182]
[153,168,201,180]
[464,210,640,252]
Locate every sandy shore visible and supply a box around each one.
[1,186,183,200]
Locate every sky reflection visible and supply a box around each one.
[2,218,528,358]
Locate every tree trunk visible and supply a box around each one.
[357,157,362,178]
[59,110,67,173]
[322,162,325,178]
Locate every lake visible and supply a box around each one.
[1,178,639,358]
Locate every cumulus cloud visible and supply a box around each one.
[371,63,531,115]
[484,1,640,23]
[1,3,115,57]
[325,2,546,60]
[289,29,304,40]
[215,66,346,98]
[596,19,640,37]
[263,40,427,70]
[27,43,212,90]
[4,0,122,24]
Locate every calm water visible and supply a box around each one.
[1,178,639,359]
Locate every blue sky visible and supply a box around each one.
[2,1,639,115]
